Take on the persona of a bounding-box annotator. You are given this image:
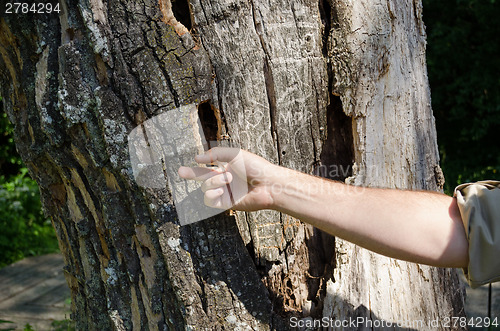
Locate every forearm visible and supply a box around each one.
[268,166,468,268]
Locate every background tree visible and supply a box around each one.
[424,0,500,193]
[1,0,465,329]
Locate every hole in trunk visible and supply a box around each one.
[141,245,151,258]
[171,0,192,30]
[304,95,353,318]
[317,96,354,181]
[197,101,223,150]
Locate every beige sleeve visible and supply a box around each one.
[454,180,500,288]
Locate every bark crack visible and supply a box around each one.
[249,0,280,164]
[141,27,181,108]
[262,57,278,151]
[319,0,333,58]
[188,0,228,129]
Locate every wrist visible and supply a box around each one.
[267,167,347,214]
[266,166,304,211]
[256,163,282,210]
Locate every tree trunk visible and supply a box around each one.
[0,0,465,329]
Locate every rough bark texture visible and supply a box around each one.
[0,0,465,330]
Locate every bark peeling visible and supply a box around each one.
[158,0,191,36]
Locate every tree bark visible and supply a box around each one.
[0,0,465,330]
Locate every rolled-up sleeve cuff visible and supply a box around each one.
[454,180,500,288]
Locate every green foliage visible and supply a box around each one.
[23,323,35,331]
[0,101,59,268]
[0,319,15,331]
[0,168,59,268]
[0,109,23,179]
[424,0,500,193]
[50,318,76,331]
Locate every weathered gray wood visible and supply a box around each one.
[321,0,465,326]
[0,0,465,329]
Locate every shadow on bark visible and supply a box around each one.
[179,214,419,330]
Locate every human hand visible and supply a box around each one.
[178,147,278,211]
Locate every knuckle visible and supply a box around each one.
[204,195,214,207]
[216,175,224,186]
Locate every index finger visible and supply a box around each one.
[194,147,240,164]
[178,166,223,181]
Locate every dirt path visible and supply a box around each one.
[0,254,70,330]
